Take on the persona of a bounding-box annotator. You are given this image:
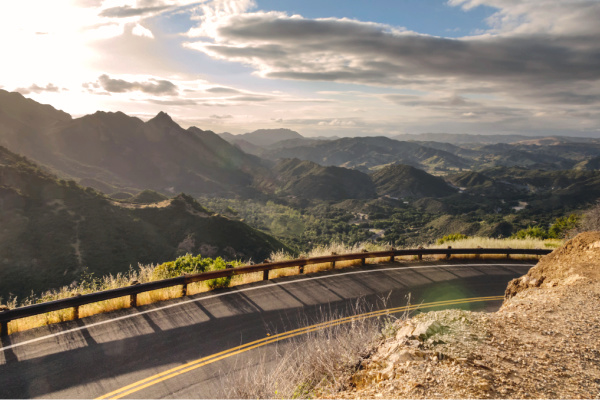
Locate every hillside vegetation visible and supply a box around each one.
[0,146,287,300]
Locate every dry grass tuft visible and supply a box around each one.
[221,296,410,399]
[426,236,562,250]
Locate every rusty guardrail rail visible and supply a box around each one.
[0,247,551,336]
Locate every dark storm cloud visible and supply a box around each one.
[97,74,178,95]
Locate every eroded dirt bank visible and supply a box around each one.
[324,233,600,399]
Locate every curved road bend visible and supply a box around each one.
[0,260,535,399]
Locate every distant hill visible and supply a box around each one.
[272,158,376,200]
[447,171,493,188]
[372,164,456,198]
[220,128,303,147]
[263,136,469,172]
[471,166,600,209]
[127,189,169,204]
[446,170,523,199]
[0,90,271,196]
[574,156,600,170]
[0,146,287,299]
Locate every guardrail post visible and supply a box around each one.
[1,305,9,337]
[130,281,140,308]
[446,246,452,260]
[182,275,188,297]
[361,249,368,266]
[389,248,395,262]
[260,260,270,280]
[298,256,306,274]
[475,246,482,259]
[73,294,82,320]
[418,246,423,261]
[331,252,337,269]
[506,247,511,259]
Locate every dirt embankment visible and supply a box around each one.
[327,232,600,399]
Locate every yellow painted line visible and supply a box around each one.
[97,295,503,399]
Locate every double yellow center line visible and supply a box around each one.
[97,295,503,399]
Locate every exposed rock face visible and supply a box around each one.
[505,231,600,299]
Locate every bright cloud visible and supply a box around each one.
[1,0,600,136]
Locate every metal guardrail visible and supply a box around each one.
[0,247,551,336]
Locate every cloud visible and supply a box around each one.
[206,86,241,94]
[210,114,233,119]
[147,99,197,105]
[96,74,178,95]
[183,1,600,133]
[15,83,64,94]
[132,23,154,38]
[273,117,363,126]
[229,95,271,102]
[186,10,600,88]
[99,5,170,18]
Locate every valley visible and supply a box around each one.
[0,89,599,302]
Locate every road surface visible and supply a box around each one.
[0,260,534,398]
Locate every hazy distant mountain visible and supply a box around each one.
[372,164,456,198]
[0,90,271,196]
[263,136,470,172]
[0,145,286,299]
[220,128,303,147]
[392,133,600,145]
[272,158,376,200]
[475,143,576,170]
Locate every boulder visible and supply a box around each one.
[412,320,446,341]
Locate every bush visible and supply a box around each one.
[512,226,548,240]
[152,253,213,280]
[437,233,469,245]
[548,214,579,239]
[206,257,232,289]
[152,253,236,289]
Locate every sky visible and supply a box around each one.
[1,0,600,137]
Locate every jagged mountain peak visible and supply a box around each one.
[146,111,178,127]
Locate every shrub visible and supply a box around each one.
[512,226,548,240]
[152,253,213,280]
[548,214,579,239]
[206,257,233,289]
[437,233,469,245]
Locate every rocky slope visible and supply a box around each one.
[324,232,600,399]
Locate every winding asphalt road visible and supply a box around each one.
[0,259,535,399]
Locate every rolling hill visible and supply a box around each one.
[372,164,457,198]
[272,158,376,200]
